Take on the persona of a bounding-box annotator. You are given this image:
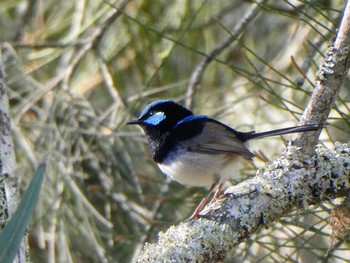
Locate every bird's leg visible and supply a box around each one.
[211,183,223,202]
[190,181,218,220]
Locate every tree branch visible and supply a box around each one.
[0,47,28,261]
[293,1,350,154]
[136,143,350,262]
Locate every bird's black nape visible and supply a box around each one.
[126,100,194,131]
[236,124,323,142]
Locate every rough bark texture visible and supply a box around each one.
[0,47,28,262]
[136,143,350,262]
[293,1,350,154]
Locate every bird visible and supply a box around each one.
[126,100,322,219]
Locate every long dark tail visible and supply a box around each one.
[237,124,323,142]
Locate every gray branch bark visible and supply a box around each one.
[136,143,350,262]
[135,1,350,262]
[0,48,28,261]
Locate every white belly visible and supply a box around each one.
[158,150,245,187]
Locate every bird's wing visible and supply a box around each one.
[176,119,254,158]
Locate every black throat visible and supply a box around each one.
[141,125,174,163]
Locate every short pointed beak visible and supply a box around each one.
[125,119,141,125]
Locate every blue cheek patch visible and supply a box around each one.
[144,112,166,125]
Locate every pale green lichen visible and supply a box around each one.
[136,143,350,262]
[225,143,350,227]
[259,143,350,203]
[135,219,238,262]
[0,159,9,228]
[316,45,350,81]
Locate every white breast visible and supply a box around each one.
[158,149,246,187]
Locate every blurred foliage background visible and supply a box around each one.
[1,0,350,262]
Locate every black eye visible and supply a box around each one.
[148,111,155,116]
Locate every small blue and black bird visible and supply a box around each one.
[127,100,321,219]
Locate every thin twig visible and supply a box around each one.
[185,0,267,109]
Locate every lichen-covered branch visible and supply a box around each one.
[0,47,28,262]
[293,1,350,154]
[136,143,350,262]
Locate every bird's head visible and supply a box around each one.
[126,100,193,135]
